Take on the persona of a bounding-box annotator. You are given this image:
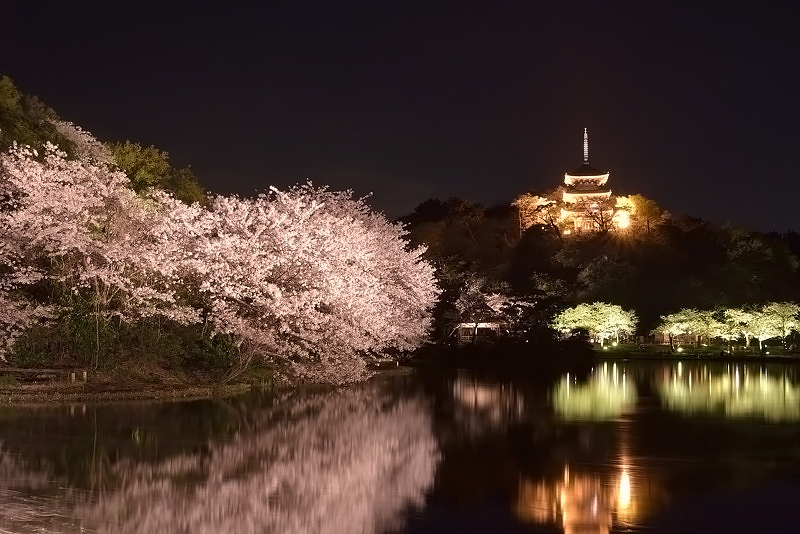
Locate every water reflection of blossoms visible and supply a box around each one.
[82,384,439,534]
[0,382,440,534]
[552,363,637,420]
[450,372,525,438]
[0,441,84,534]
[658,363,800,421]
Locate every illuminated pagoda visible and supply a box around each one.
[560,129,621,234]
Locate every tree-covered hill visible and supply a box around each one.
[401,197,800,336]
[0,76,75,155]
[0,75,205,204]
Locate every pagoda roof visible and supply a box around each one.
[567,163,608,177]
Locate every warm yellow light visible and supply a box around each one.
[618,470,631,509]
[658,367,800,421]
[614,209,631,229]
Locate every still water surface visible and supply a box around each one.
[3,359,800,533]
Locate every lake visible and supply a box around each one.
[3,358,800,533]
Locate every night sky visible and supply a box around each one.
[4,1,800,231]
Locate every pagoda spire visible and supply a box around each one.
[583,127,589,164]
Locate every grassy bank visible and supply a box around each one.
[0,359,278,405]
[0,381,252,405]
[0,359,417,405]
[594,343,800,361]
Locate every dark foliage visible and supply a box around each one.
[0,76,76,155]
[403,198,800,334]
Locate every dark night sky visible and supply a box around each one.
[3,1,800,231]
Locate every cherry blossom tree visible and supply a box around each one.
[512,193,558,236]
[0,297,54,357]
[51,120,112,164]
[719,307,756,349]
[653,309,695,350]
[151,184,438,383]
[761,302,800,344]
[1,130,438,381]
[654,308,722,350]
[452,277,509,321]
[748,309,783,353]
[551,302,638,346]
[0,143,199,362]
[656,303,799,353]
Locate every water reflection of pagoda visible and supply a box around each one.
[514,440,666,534]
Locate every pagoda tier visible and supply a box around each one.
[562,164,611,207]
[562,185,611,204]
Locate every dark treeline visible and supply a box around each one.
[401,197,800,338]
[0,76,206,204]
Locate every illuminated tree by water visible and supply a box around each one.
[551,302,638,346]
[654,309,722,349]
[748,308,784,352]
[152,184,439,383]
[1,131,438,381]
[0,143,201,362]
[720,307,756,348]
[656,303,800,353]
[762,302,800,344]
[653,309,695,350]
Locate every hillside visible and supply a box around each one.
[400,197,800,336]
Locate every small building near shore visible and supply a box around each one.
[449,302,508,344]
[451,321,506,344]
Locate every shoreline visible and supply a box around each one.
[0,365,414,406]
[595,349,800,363]
[0,381,253,406]
[5,347,799,405]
